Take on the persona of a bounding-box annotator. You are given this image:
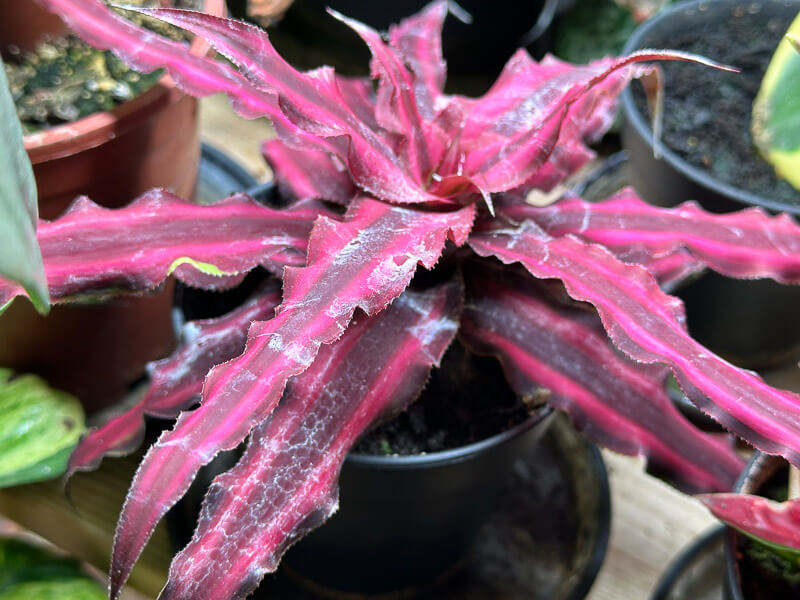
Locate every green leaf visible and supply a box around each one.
[0,538,106,600]
[740,530,800,563]
[0,369,85,488]
[752,10,800,191]
[555,0,636,64]
[0,56,49,313]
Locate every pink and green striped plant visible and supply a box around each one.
[6,0,800,598]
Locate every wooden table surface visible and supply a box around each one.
[198,93,722,600]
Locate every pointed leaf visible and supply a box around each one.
[699,493,800,556]
[330,9,435,183]
[499,189,800,283]
[108,199,474,599]
[161,282,461,600]
[460,51,734,194]
[0,191,330,306]
[388,0,448,119]
[460,262,742,493]
[469,221,800,469]
[127,7,444,205]
[0,56,49,313]
[0,370,84,488]
[67,283,282,476]
[262,139,355,204]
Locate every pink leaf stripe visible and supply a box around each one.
[460,262,743,493]
[699,494,800,552]
[617,248,705,289]
[262,139,355,204]
[109,199,474,599]
[469,221,800,468]
[500,189,800,283]
[129,6,443,205]
[0,191,330,307]
[67,283,282,477]
[160,282,462,600]
[329,10,434,183]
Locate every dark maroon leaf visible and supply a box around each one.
[460,261,743,493]
[469,221,800,469]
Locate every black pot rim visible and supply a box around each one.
[346,405,555,469]
[201,142,258,192]
[650,525,726,600]
[620,0,800,216]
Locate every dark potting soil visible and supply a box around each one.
[631,7,800,206]
[4,0,202,134]
[738,537,800,600]
[352,342,538,456]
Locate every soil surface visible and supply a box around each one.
[632,7,800,206]
[352,342,536,455]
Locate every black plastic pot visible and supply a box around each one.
[620,0,800,369]
[281,408,556,595]
[264,0,573,95]
[651,525,727,600]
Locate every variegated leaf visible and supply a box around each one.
[108,199,474,599]
[469,221,800,468]
[460,261,742,493]
[499,189,800,283]
[700,493,800,555]
[160,281,461,600]
[67,283,282,476]
[0,191,330,307]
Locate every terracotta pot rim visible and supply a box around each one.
[21,0,225,163]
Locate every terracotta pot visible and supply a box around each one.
[0,1,68,56]
[0,0,226,412]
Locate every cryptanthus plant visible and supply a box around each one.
[6,1,800,598]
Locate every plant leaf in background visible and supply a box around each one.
[699,494,800,561]
[0,538,106,599]
[0,57,49,314]
[752,10,800,191]
[555,0,637,64]
[0,369,85,488]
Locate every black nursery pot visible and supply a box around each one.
[723,452,796,599]
[620,0,800,369]
[282,407,556,595]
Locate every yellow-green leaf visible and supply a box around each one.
[752,10,800,190]
[0,369,85,488]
